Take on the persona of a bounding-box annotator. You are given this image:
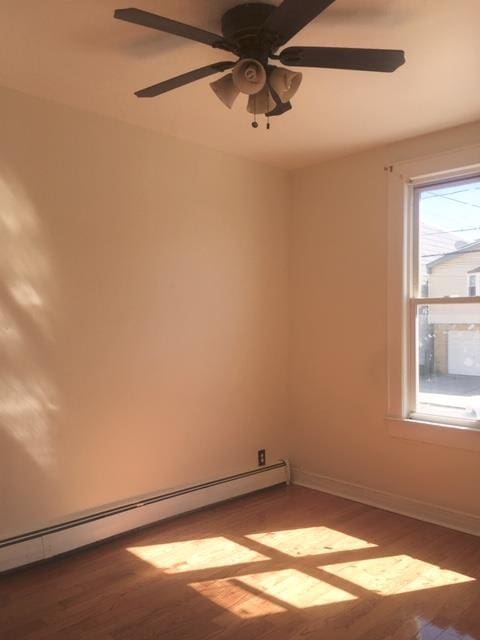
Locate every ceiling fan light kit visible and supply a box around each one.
[247,85,276,115]
[209,59,302,118]
[114,1,406,130]
[231,58,267,95]
[268,67,303,103]
[210,74,240,109]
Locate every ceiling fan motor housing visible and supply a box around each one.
[221,3,277,63]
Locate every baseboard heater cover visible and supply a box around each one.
[0,461,287,573]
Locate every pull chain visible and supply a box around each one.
[252,94,258,128]
[266,114,271,130]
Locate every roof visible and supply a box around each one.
[426,238,480,272]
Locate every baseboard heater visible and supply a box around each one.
[0,461,288,573]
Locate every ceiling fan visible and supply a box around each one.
[114,1,405,127]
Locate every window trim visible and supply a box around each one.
[386,144,480,450]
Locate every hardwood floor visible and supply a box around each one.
[1,485,480,640]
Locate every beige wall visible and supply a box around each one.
[2,82,480,541]
[290,120,480,516]
[0,86,290,538]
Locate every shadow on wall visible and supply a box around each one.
[0,171,59,472]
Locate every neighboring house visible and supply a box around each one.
[422,230,480,377]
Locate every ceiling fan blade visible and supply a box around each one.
[279,46,405,72]
[135,62,235,98]
[114,8,235,52]
[261,0,336,48]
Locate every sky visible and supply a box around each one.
[420,178,480,245]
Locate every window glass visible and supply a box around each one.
[416,303,480,421]
[418,179,480,299]
[468,274,477,297]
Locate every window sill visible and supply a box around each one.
[386,416,480,452]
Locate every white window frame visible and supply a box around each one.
[386,144,480,451]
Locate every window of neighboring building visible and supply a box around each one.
[386,146,480,447]
[468,273,478,297]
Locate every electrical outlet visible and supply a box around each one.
[258,449,266,466]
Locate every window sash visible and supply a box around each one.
[407,175,480,427]
[411,174,480,300]
[411,296,480,305]
[407,293,480,428]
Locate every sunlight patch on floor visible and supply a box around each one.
[189,578,286,618]
[321,554,475,595]
[246,526,377,557]
[127,536,269,573]
[237,569,357,608]
[190,568,357,618]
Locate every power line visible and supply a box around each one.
[422,225,480,236]
[421,188,480,212]
[436,195,480,210]
[421,248,480,260]
[422,186,480,200]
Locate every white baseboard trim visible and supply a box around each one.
[293,467,480,537]
[0,462,287,573]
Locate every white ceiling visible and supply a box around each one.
[1,0,479,168]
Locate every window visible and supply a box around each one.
[413,177,480,424]
[468,274,478,297]
[387,145,480,449]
